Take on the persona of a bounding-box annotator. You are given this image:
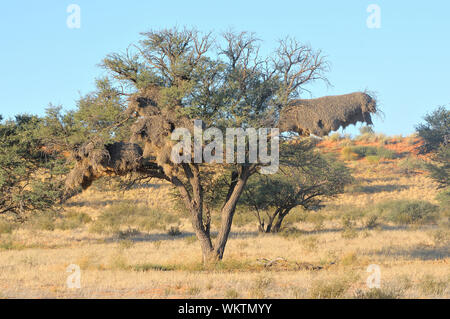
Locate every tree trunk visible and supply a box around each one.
[271,208,290,233]
[214,172,249,260]
[189,205,215,264]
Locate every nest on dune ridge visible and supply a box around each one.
[65,141,143,190]
[279,92,377,136]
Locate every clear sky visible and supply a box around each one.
[0,1,449,135]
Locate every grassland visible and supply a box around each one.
[0,135,448,299]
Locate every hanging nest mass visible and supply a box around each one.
[279,92,377,136]
[65,140,143,190]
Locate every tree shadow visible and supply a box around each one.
[103,230,261,243]
[349,184,410,194]
[370,244,450,261]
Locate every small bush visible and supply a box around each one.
[280,227,304,239]
[167,226,182,236]
[364,214,379,229]
[375,200,439,225]
[436,189,450,213]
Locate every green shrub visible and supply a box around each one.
[415,106,449,153]
[364,214,379,229]
[376,200,439,225]
[436,189,450,216]
[167,226,182,236]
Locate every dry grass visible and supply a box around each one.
[0,137,448,299]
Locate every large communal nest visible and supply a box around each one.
[126,85,196,177]
[66,140,143,190]
[278,92,377,136]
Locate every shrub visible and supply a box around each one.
[375,200,439,225]
[436,189,450,214]
[415,106,449,153]
[364,214,379,229]
[167,226,182,236]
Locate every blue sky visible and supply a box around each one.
[0,1,448,135]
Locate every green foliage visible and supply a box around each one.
[0,115,66,217]
[375,200,439,225]
[416,106,449,153]
[240,139,353,232]
[435,188,450,212]
[425,145,449,187]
